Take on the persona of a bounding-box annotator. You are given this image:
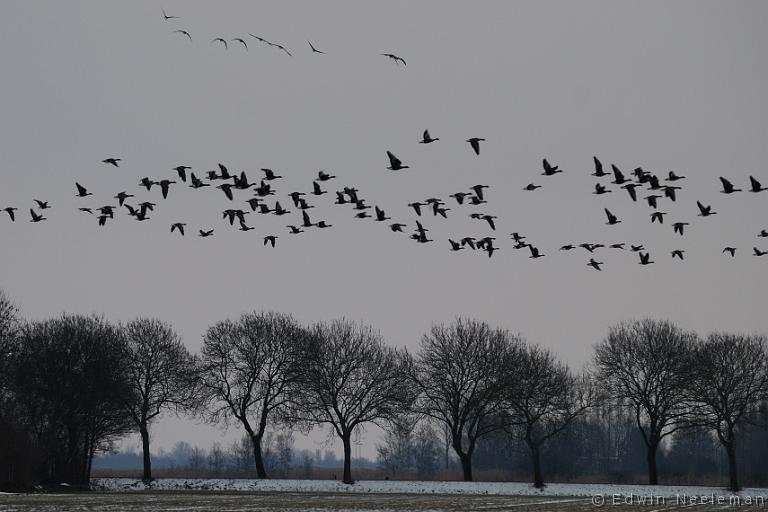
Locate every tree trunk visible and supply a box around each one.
[342,433,354,484]
[530,443,544,488]
[725,442,739,491]
[250,433,267,479]
[646,441,659,485]
[458,452,473,481]
[140,425,152,482]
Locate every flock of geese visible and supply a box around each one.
[2,144,767,270]
[162,6,407,65]
[2,7,766,271]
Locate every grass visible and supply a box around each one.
[0,491,766,511]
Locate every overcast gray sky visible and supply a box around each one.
[1,1,767,458]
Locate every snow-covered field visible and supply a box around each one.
[92,477,768,499]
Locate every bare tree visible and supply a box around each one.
[11,314,132,487]
[409,318,523,481]
[199,311,305,478]
[689,332,768,491]
[593,319,696,485]
[503,344,598,488]
[122,318,197,482]
[0,290,19,394]
[292,319,412,484]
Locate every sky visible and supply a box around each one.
[1,1,767,458]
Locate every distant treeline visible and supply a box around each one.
[1,289,766,492]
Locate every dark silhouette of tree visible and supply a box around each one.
[503,344,598,488]
[10,314,132,487]
[594,319,696,485]
[689,332,768,491]
[409,318,522,481]
[122,318,198,482]
[292,319,412,484]
[0,290,19,395]
[199,311,305,478]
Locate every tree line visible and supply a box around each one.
[1,289,767,491]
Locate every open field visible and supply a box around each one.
[2,491,768,512]
[3,480,768,511]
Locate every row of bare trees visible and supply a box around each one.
[1,288,767,491]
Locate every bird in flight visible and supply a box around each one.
[171,223,186,236]
[199,229,214,237]
[754,247,767,256]
[666,171,686,181]
[749,176,767,192]
[467,138,485,155]
[158,179,176,199]
[308,40,325,54]
[593,183,610,195]
[621,183,641,202]
[212,38,228,49]
[174,30,192,42]
[638,252,654,265]
[587,258,604,271]
[386,151,409,170]
[604,208,621,225]
[528,246,545,259]
[29,209,46,223]
[3,207,18,221]
[592,156,608,177]
[542,159,562,176]
[173,165,191,182]
[34,200,50,210]
[232,38,248,50]
[611,165,628,184]
[381,53,406,65]
[673,222,689,235]
[102,158,121,167]
[264,235,277,247]
[161,7,179,20]
[696,201,716,217]
[75,183,92,197]
[261,168,282,181]
[723,247,736,257]
[671,250,685,260]
[719,177,741,194]
[650,211,667,224]
[420,130,439,144]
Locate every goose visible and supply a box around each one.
[173,166,191,182]
[174,30,192,41]
[198,229,214,237]
[719,177,741,194]
[74,182,92,197]
[592,156,608,177]
[381,53,406,65]
[420,130,439,144]
[386,151,409,170]
[604,208,621,225]
[171,223,186,236]
[2,207,17,221]
[389,223,406,232]
[588,258,604,271]
[308,40,325,54]
[102,158,121,167]
[673,222,689,235]
[29,209,46,222]
[542,158,562,176]
[723,247,736,257]
[749,176,767,192]
[671,250,685,260]
[696,201,716,217]
[638,252,654,265]
[467,138,485,155]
